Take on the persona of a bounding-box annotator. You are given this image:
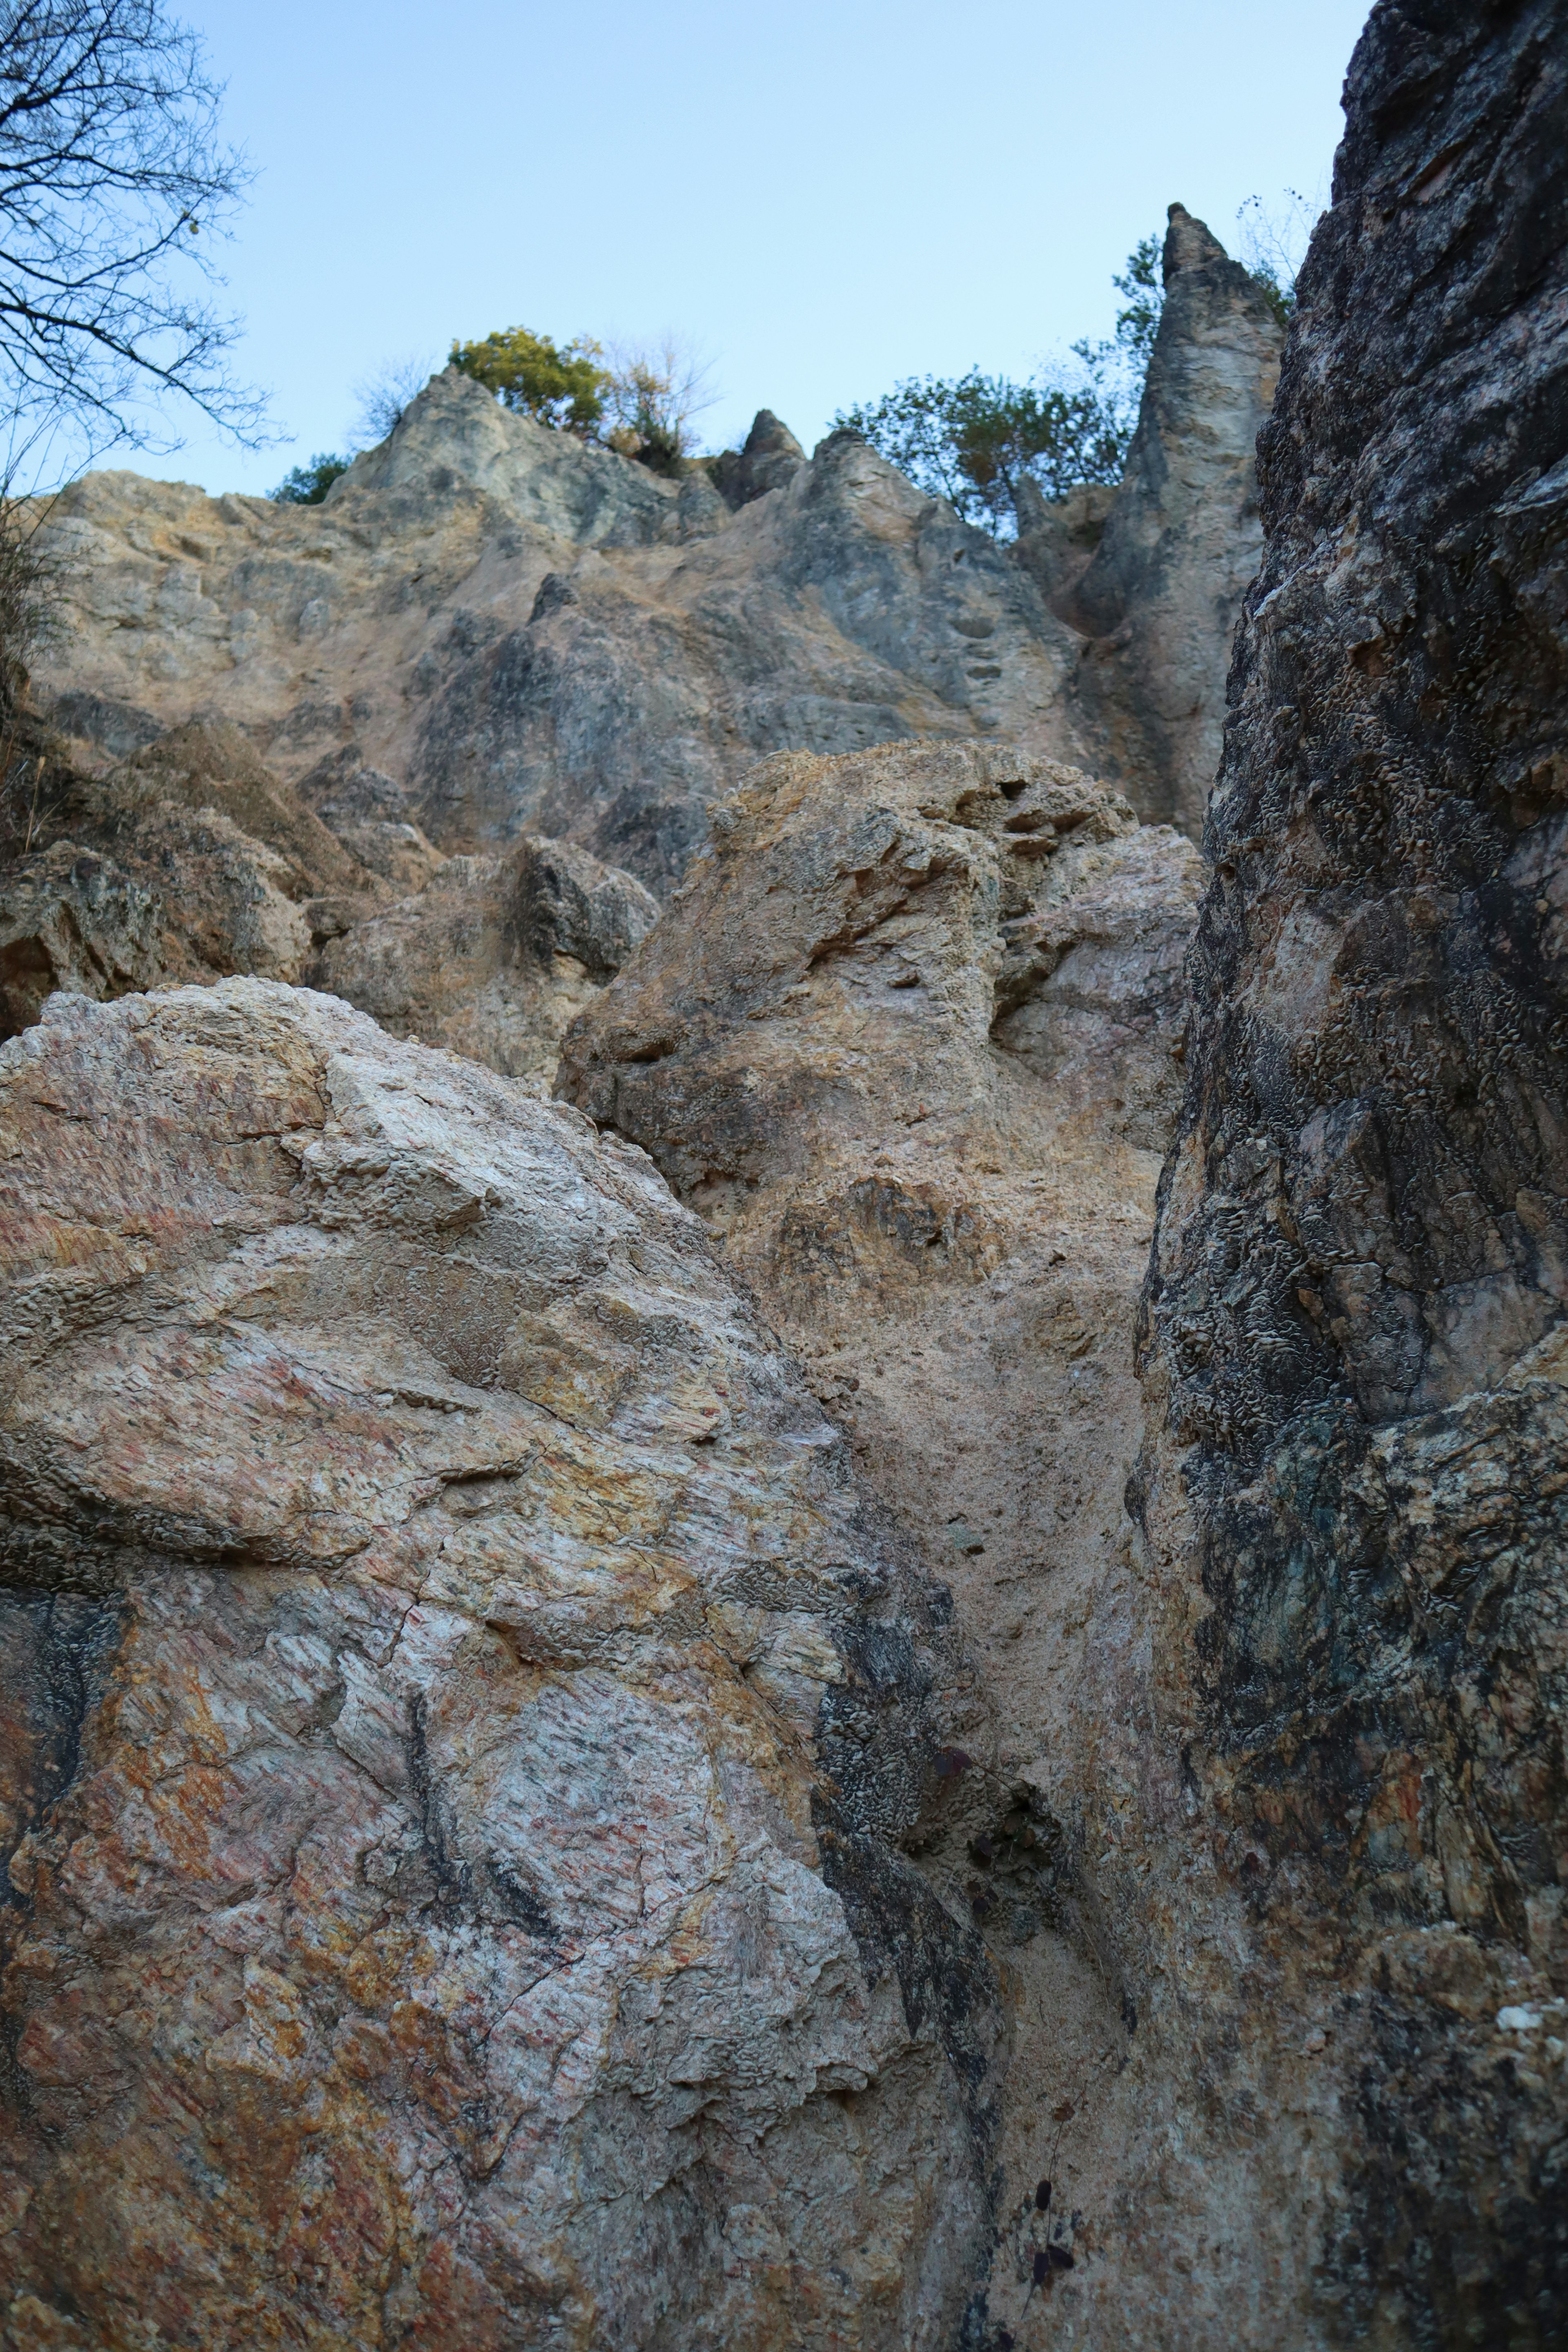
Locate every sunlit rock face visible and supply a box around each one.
[0,979,1004,2350]
[557,737,1208,2338]
[30,370,1090,895]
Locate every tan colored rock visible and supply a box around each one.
[310,833,660,1083]
[557,738,1204,2328]
[29,370,1089,891]
[0,840,163,1038]
[0,712,659,1084]
[0,978,1005,2349]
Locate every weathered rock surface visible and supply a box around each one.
[0,712,656,1079]
[1129,4,1568,2345]
[31,371,1089,893]
[310,834,660,1083]
[0,979,1006,2348]
[557,738,1205,2333]
[1056,204,1283,839]
[0,840,163,1038]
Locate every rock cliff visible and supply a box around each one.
[27,224,1284,880]
[0,980,1004,2348]
[1134,2,1568,2343]
[31,373,1088,893]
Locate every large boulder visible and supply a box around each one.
[0,980,1004,2348]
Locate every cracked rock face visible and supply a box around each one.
[29,372,1088,894]
[1135,3,1568,2344]
[308,834,661,1085]
[0,980,1002,2349]
[557,739,1205,2334]
[0,715,658,1083]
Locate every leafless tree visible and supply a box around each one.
[348,352,438,450]
[600,334,716,471]
[0,0,262,464]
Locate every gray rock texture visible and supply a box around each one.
[0,840,163,1038]
[31,373,1087,895]
[0,979,1003,2350]
[711,410,808,510]
[1135,4,1568,2344]
[1057,204,1283,839]
[0,712,658,1081]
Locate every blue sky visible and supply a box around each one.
[117,0,1369,497]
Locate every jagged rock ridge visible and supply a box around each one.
[31,374,1089,892]
[29,212,1281,884]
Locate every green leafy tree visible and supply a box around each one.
[269,452,348,505]
[836,370,1130,534]
[835,234,1165,536]
[449,327,608,433]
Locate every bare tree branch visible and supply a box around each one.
[0,0,265,468]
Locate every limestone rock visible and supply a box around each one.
[1009,478,1116,611]
[557,738,1204,2328]
[1132,4,1568,2343]
[310,834,660,1083]
[0,713,658,1082]
[712,410,808,509]
[1059,203,1283,838]
[0,841,163,1037]
[29,374,1087,891]
[0,978,1003,2348]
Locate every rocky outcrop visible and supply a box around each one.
[1133,4,1568,2344]
[1057,204,1283,839]
[558,738,1205,2334]
[0,979,1006,2348]
[310,833,659,1082]
[712,411,807,510]
[1009,479,1116,615]
[0,712,657,1078]
[32,372,1087,893]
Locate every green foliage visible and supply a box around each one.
[269,453,350,506]
[835,234,1167,535]
[836,370,1130,534]
[1110,235,1164,369]
[449,327,608,433]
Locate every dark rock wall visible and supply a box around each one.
[1139,4,1568,2342]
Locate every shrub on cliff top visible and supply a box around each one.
[450,328,609,433]
[836,233,1165,535]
